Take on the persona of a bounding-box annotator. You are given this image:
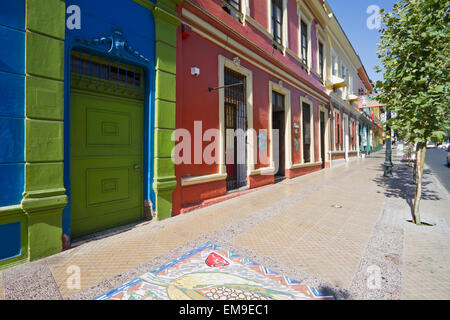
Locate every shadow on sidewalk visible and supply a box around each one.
[372,162,441,218]
[317,285,351,300]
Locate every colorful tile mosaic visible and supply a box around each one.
[95,243,334,300]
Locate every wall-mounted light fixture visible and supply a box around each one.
[191,67,200,77]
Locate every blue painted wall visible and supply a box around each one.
[63,0,156,238]
[0,1,25,207]
[0,222,21,261]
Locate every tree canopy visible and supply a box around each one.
[375,0,450,144]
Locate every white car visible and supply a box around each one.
[426,141,437,148]
[438,142,450,150]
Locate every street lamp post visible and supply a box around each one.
[383,108,393,177]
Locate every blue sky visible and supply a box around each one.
[327,0,397,83]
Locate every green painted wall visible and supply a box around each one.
[22,0,67,261]
[152,0,181,220]
[1,0,182,269]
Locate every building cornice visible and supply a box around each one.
[181,3,330,104]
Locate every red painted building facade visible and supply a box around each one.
[171,0,373,215]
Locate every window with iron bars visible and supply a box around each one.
[70,51,144,99]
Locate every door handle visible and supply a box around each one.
[133,164,140,170]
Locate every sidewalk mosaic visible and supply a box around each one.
[95,242,334,300]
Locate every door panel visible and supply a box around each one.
[71,91,143,238]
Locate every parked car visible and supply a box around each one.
[426,141,437,148]
[438,142,450,150]
[447,148,450,166]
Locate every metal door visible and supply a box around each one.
[224,68,247,191]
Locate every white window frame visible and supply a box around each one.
[331,50,338,77]
[316,31,327,81]
[300,96,315,164]
[268,81,292,173]
[218,55,255,176]
[222,0,250,24]
[297,4,312,71]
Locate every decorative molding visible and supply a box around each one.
[0,205,24,218]
[76,29,150,63]
[249,167,276,176]
[181,173,227,187]
[291,161,322,169]
[181,8,329,104]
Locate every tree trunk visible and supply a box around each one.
[412,144,426,225]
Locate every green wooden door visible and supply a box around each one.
[70,91,144,238]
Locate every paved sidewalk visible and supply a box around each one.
[0,149,449,300]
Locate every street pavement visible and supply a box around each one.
[425,147,450,193]
[0,148,449,300]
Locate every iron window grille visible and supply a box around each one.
[70,51,145,100]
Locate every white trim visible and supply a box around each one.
[298,9,312,71]
[181,173,228,187]
[331,49,338,77]
[249,166,276,176]
[218,55,255,177]
[221,0,249,24]
[299,96,315,164]
[245,14,273,39]
[291,161,322,169]
[269,80,293,174]
[316,31,327,81]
